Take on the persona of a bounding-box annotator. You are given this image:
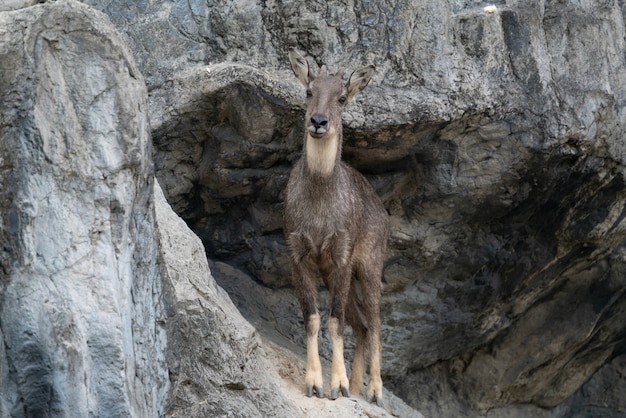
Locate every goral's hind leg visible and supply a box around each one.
[356,255,384,407]
[349,320,366,396]
[346,291,366,396]
[364,291,383,406]
[366,323,383,407]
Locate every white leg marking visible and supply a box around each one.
[305,314,324,397]
[329,317,350,399]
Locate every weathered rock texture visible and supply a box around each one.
[0,2,301,417]
[0,2,165,416]
[86,0,626,415]
[70,0,626,416]
[154,182,296,418]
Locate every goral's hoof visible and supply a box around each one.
[366,391,383,407]
[330,386,350,400]
[306,385,324,398]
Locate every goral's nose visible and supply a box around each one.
[309,114,328,130]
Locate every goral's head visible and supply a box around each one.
[288,48,375,141]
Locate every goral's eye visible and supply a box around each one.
[306,89,313,97]
[339,96,347,104]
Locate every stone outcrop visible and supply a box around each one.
[86,0,626,416]
[0,2,301,417]
[154,182,297,417]
[0,2,164,415]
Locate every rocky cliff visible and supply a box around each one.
[0,2,165,415]
[0,2,297,417]
[3,0,626,417]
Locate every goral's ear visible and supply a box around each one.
[288,47,315,87]
[346,64,375,101]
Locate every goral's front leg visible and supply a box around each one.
[305,313,324,398]
[329,317,350,400]
[366,374,383,407]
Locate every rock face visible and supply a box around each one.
[154,182,297,418]
[0,2,164,416]
[95,1,626,416]
[11,0,626,417]
[0,2,298,417]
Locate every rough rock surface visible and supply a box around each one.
[0,1,165,416]
[154,181,297,418]
[44,0,626,417]
[99,3,626,417]
[0,2,329,418]
[0,2,422,417]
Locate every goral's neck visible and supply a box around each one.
[304,129,341,177]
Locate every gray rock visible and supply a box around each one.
[62,0,626,416]
[0,2,300,418]
[154,181,296,418]
[0,1,165,416]
[0,0,43,12]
